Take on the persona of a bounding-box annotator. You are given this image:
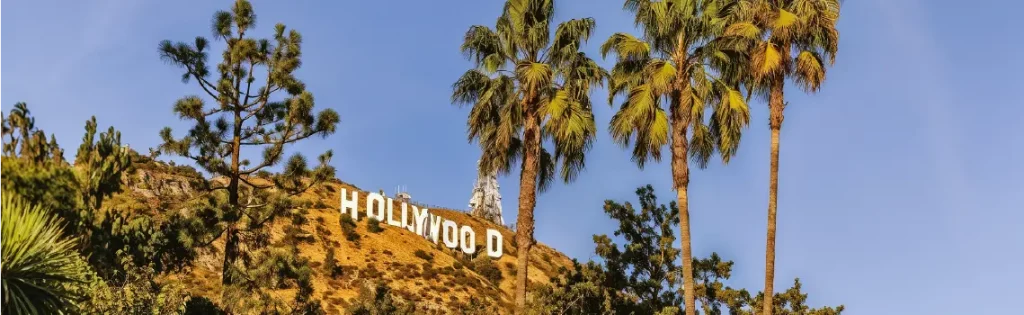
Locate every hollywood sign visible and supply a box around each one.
[340,189,504,258]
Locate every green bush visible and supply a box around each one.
[339,215,360,242]
[472,257,503,285]
[323,247,343,279]
[366,217,384,233]
[413,249,433,262]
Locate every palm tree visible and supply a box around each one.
[451,0,606,310]
[601,1,751,314]
[1,192,90,314]
[725,1,840,314]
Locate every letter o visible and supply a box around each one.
[442,221,459,249]
[460,226,476,254]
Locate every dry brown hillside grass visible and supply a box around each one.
[144,173,573,314]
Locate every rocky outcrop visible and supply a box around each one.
[129,168,200,199]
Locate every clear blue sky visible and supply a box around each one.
[3,0,1022,313]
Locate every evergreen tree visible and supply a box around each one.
[593,185,683,313]
[74,116,132,212]
[1,103,64,165]
[156,1,339,301]
[531,186,843,314]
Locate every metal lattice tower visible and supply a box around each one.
[468,160,504,225]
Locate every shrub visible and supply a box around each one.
[323,247,343,279]
[453,262,464,270]
[472,257,503,285]
[340,215,360,242]
[422,267,437,279]
[346,282,417,315]
[366,217,384,233]
[413,249,433,262]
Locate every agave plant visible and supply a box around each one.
[2,192,89,314]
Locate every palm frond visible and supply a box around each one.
[2,192,89,315]
[793,50,826,93]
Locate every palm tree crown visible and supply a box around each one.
[604,0,751,172]
[453,0,607,185]
[2,192,90,314]
[729,0,839,115]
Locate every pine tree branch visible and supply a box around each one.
[182,63,221,100]
[239,176,274,190]
[242,61,256,109]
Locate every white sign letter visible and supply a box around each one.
[486,229,503,258]
[340,189,359,221]
[460,226,476,255]
[402,203,415,232]
[442,221,459,249]
[429,214,443,244]
[386,198,402,227]
[413,207,430,236]
[365,192,385,221]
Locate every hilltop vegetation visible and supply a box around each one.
[1,0,847,314]
[140,161,576,313]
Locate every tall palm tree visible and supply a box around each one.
[1,192,90,314]
[725,1,840,314]
[601,1,750,314]
[451,0,606,310]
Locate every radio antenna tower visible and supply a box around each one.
[468,160,504,225]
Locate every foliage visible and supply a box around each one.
[74,116,133,211]
[156,0,339,292]
[471,256,503,285]
[340,214,361,242]
[593,185,682,313]
[413,249,433,262]
[366,217,384,233]
[526,260,618,315]
[323,246,342,279]
[458,296,500,315]
[222,246,323,314]
[603,1,751,169]
[76,260,193,314]
[452,0,608,307]
[0,157,83,232]
[529,186,844,314]
[601,2,753,314]
[1,192,90,314]
[346,281,417,315]
[1,102,64,164]
[723,2,841,313]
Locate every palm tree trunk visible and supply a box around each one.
[762,77,785,315]
[673,121,696,315]
[514,107,542,313]
[672,38,697,315]
[677,185,696,315]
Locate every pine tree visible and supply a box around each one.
[74,116,133,212]
[156,0,339,297]
[1,103,65,164]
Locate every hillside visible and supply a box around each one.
[124,157,574,314]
